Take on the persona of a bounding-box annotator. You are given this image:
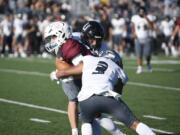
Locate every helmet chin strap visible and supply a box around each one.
[54,46,60,55]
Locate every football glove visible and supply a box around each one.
[50,70,58,81]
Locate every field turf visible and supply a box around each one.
[0,55,180,135]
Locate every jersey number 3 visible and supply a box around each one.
[92,61,108,74]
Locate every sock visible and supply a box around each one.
[81,123,93,135]
[96,114,124,135]
[136,122,156,135]
[72,128,78,135]
[138,66,142,70]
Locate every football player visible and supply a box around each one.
[55,50,156,135]
[44,21,124,135]
[131,7,153,74]
[160,16,174,56]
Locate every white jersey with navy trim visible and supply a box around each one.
[0,19,13,36]
[78,55,128,101]
[131,15,149,39]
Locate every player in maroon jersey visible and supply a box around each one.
[44,21,124,135]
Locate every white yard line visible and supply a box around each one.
[0,98,67,114]
[125,66,177,72]
[1,68,180,92]
[0,68,49,77]
[151,128,174,134]
[143,115,166,120]
[30,118,51,123]
[127,82,180,91]
[0,98,174,134]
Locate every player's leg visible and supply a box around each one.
[7,35,13,55]
[98,96,155,135]
[130,120,155,135]
[81,123,93,135]
[96,114,124,135]
[68,101,78,129]
[135,39,143,74]
[61,80,79,135]
[79,96,125,135]
[143,39,152,72]
[1,35,7,56]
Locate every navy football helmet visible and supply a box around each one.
[81,21,104,49]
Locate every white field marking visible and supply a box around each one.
[124,57,180,64]
[151,60,180,64]
[143,115,166,120]
[30,118,51,123]
[0,68,49,77]
[127,82,180,92]
[125,66,177,72]
[151,128,174,134]
[114,121,124,126]
[0,98,174,134]
[1,68,180,92]
[0,98,67,114]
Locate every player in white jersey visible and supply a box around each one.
[46,21,124,135]
[160,16,174,56]
[111,13,127,56]
[55,50,156,135]
[131,7,153,74]
[0,13,13,57]
[13,13,27,58]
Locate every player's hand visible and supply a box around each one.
[50,71,58,81]
[61,76,74,83]
[170,36,174,43]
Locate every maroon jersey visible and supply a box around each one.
[57,38,92,64]
[176,18,180,26]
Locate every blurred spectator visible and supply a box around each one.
[0,0,7,14]
[71,16,86,32]
[0,13,13,57]
[0,0,179,59]
[5,0,16,14]
[24,17,40,56]
[99,9,113,48]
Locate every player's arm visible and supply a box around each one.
[171,24,179,41]
[114,67,128,95]
[56,62,83,78]
[56,57,70,70]
[144,14,153,30]
[114,79,124,95]
[131,23,136,39]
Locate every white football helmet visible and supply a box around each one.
[44,21,72,53]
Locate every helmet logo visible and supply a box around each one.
[83,23,91,31]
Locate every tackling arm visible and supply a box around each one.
[114,79,124,95]
[56,62,83,78]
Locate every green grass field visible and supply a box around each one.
[0,55,180,135]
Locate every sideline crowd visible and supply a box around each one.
[0,0,180,58]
